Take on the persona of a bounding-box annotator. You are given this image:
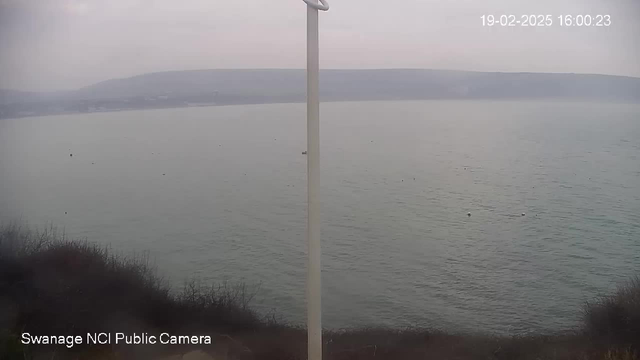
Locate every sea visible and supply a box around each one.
[1,100,639,335]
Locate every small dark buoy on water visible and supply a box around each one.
[70,154,73,157]
[521,213,526,216]
[467,212,471,217]
[65,212,67,214]
[162,173,166,176]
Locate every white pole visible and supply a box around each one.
[301,1,328,360]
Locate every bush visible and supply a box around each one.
[603,349,638,360]
[585,277,640,350]
[0,331,30,360]
[0,223,263,347]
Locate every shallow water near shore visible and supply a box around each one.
[1,100,639,335]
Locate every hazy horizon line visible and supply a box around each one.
[5,67,640,93]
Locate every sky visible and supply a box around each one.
[0,0,639,91]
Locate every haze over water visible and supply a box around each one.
[1,100,639,335]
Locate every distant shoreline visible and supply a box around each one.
[3,69,639,120]
[3,97,639,121]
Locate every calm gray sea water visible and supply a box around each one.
[1,100,639,335]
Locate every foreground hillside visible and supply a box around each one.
[0,224,638,360]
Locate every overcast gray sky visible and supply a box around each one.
[1,0,639,91]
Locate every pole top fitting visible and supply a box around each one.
[302,0,329,11]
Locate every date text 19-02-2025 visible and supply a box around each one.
[481,14,611,27]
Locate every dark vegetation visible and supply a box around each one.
[0,223,638,359]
